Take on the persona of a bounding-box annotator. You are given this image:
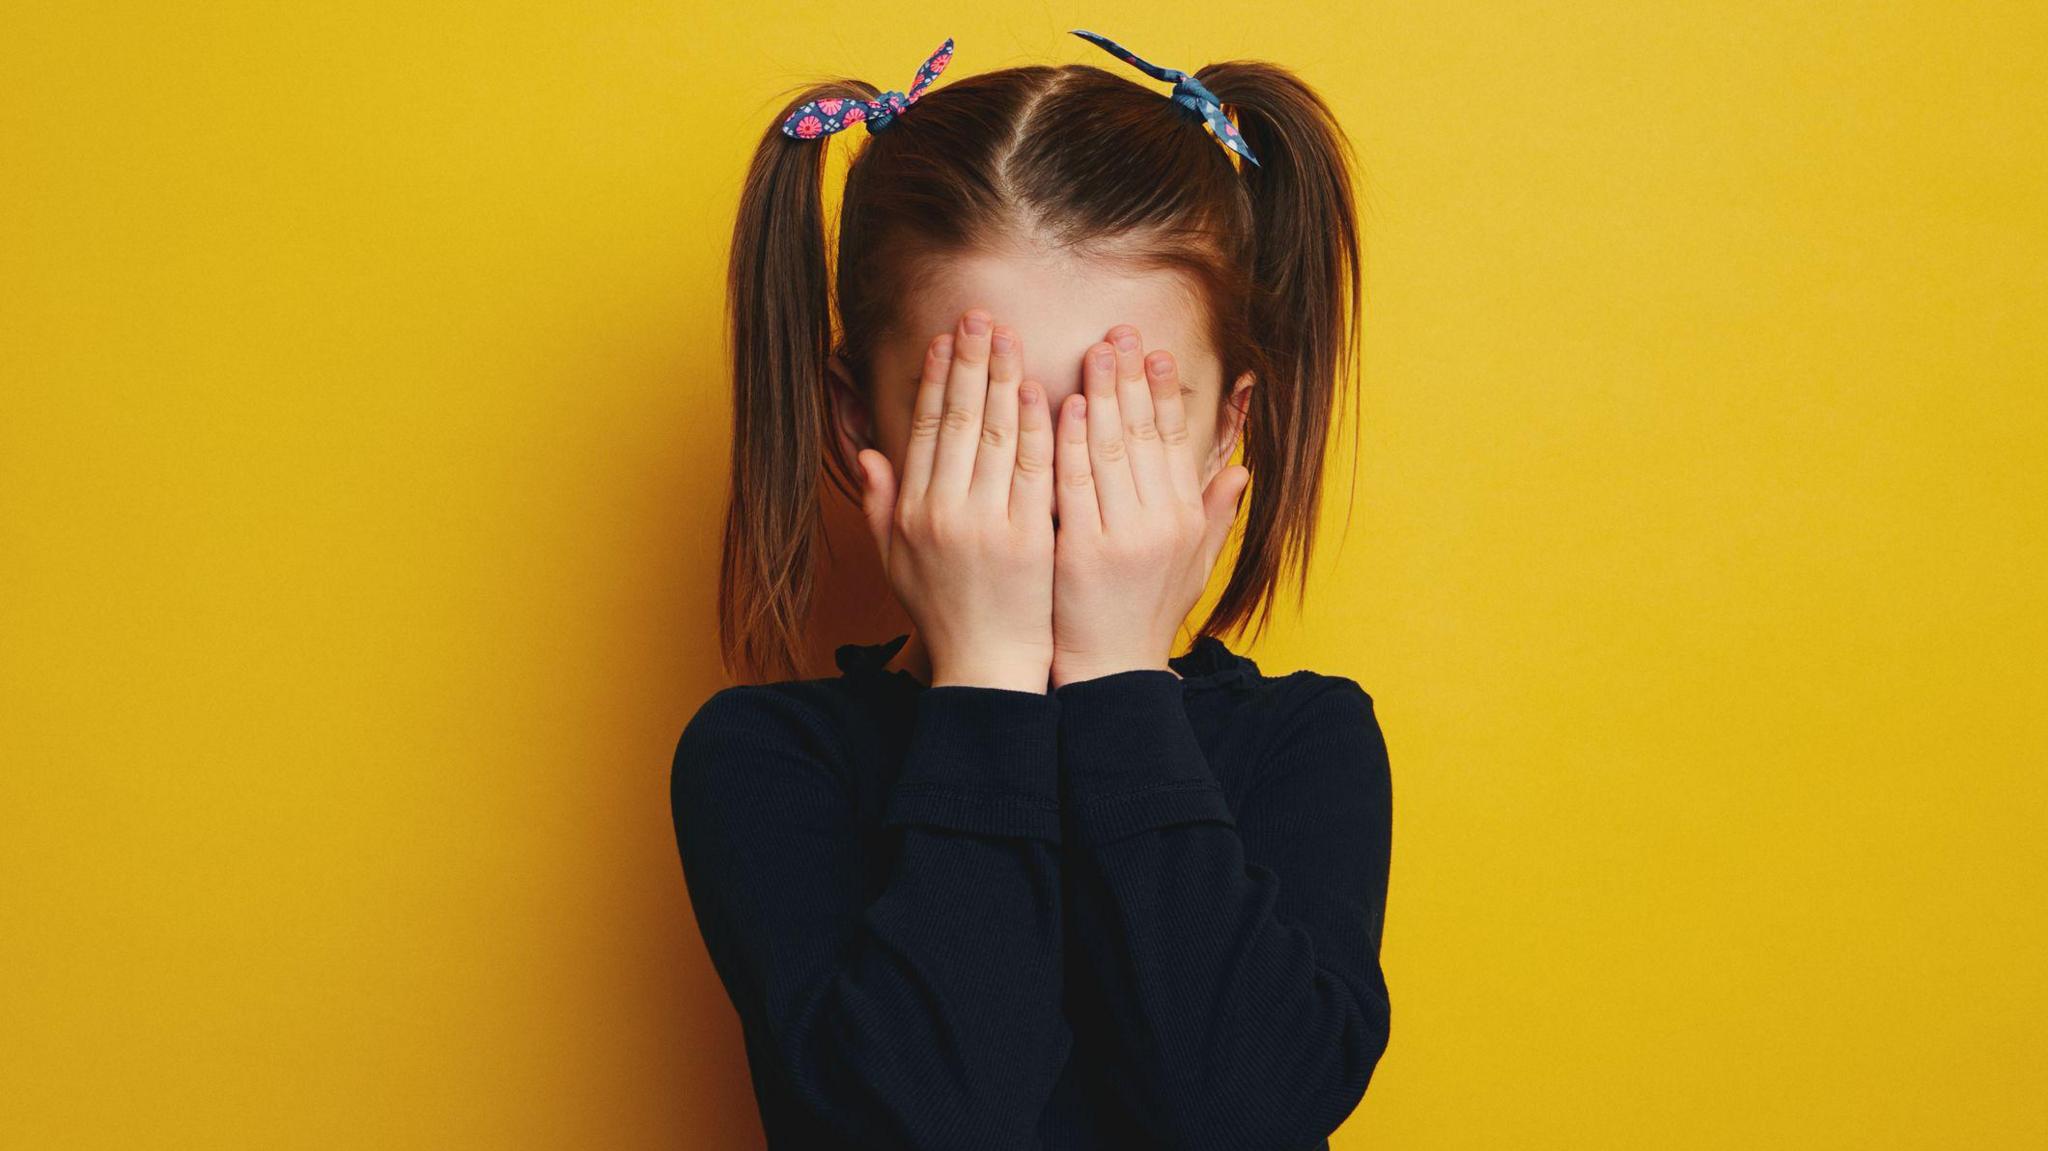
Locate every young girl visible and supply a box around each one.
[672,29,1391,1150]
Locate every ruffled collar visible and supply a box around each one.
[833,632,1259,691]
[833,633,913,678]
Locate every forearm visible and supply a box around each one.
[1054,670,1393,1148]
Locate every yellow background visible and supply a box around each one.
[4,2,2043,1146]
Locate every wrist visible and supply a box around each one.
[930,663,1051,694]
[1050,658,1176,690]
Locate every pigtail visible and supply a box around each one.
[718,79,879,683]
[1190,61,1365,643]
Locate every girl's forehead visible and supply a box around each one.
[898,251,1216,369]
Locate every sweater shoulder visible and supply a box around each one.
[1223,664,1379,739]
[671,677,869,803]
[1245,669,1390,788]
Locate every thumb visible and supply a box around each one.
[856,449,898,564]
[1199,464,1250,569]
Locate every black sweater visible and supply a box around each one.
[669,632,1393,1150]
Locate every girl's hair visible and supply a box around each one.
[718,49,1364,683]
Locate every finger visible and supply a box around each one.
[970,324,1023,508]
[1145,349,1202,506]
[1107,326,1170,507]
[1053,391,1101,536]
[1200,463,1252,571]
[901,332,953,505]
[856,448,899,566]
[1011,379,1055,525]
[929,308,993,501]
[1082,342,1138,530]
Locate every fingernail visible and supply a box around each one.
[934,334,953,359]
[1147,352,1171,377]
[991,330,1013,353]
[1072,394,1087,418]
[963,311,990,335]
[1092,347,1114,371]
[1113,329,1139,352]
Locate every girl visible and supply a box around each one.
[673,30,1391,1150]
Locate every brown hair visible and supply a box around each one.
[717,46,1364,683]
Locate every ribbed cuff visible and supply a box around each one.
[883,685,1063,842]
[1053,670,1235,844]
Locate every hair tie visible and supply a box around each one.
[1070,29,1260,168]
[781,37,954,140]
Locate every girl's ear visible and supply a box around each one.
[1203,370,1256,483]
[826,352,875,478]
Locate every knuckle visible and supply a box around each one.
[1159,421,1191,447]
[1125,416,1160,443]
[940,404,979,434]
[909,410,944,439]
[979,420,1011,449]
[925,505,964,542]
[1012,448,1050,478]
[1096,434,1127,462]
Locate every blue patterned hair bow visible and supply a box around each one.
[1070,29,1260,168]
[780,37,954,140]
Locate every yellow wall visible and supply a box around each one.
[5,3,2043,1147]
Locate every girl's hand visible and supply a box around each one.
[1050,326,1251,689]
[856,308,1058,694]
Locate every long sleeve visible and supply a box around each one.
[1052,670,1393,1150]
[671,683,1072,1150]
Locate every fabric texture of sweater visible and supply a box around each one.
[669,631,1393,1150]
